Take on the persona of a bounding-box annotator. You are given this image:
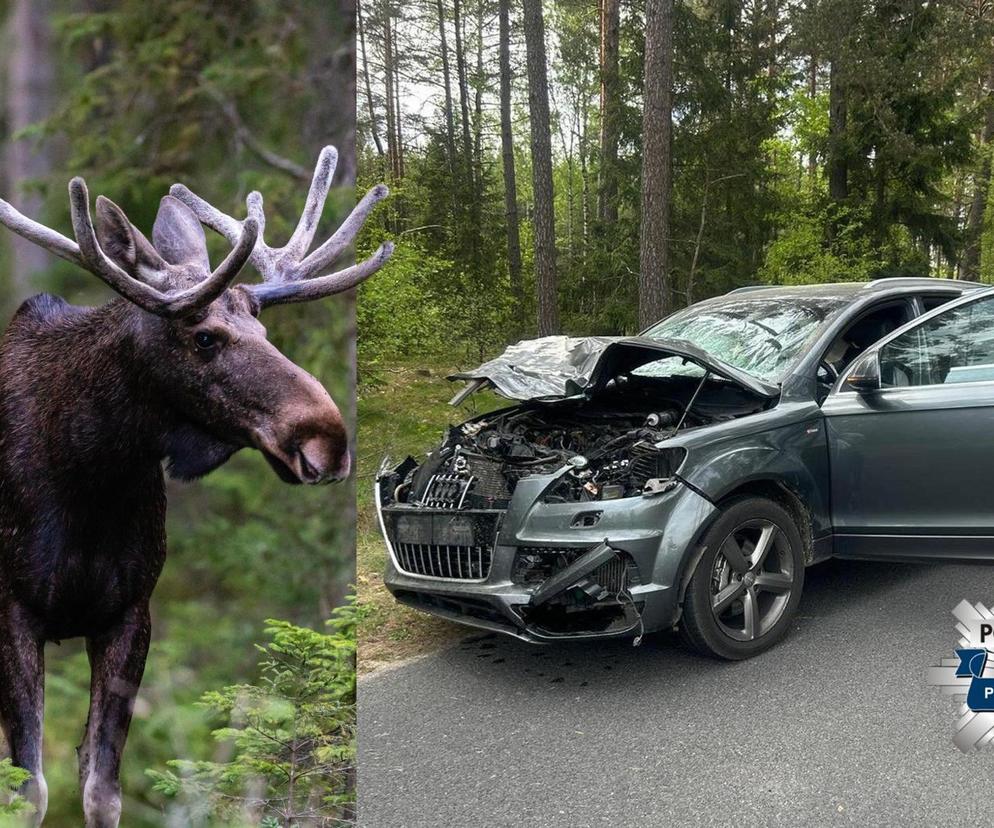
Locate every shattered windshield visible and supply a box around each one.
[641,293,851,382]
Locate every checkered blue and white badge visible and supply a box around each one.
[927,600,994,752]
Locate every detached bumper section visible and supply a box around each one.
[375,461,717,641]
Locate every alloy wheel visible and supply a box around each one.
[709,518,795,642]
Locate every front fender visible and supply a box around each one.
[679,414,830,539]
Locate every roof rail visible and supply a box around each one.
[725,284,773,294]
[866,276,985,288]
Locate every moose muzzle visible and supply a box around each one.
[252,375,351,485]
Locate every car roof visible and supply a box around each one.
[725,277,984,300]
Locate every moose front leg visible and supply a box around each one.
[78,603,150,828]
[0,604,46,826]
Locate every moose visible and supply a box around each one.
[0,147,390,826]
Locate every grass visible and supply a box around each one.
[355,358,505,674]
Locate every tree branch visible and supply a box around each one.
[206,88,311,182]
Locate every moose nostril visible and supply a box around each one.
[297,434,350,483]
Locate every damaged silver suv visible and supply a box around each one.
[376,277,990,659]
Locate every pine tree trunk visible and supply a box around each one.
[382,9,400,180]
[473,1,484,197]
[435,0,458,170]
[597,0,621,223]
[499,0,525,335]
[963,64,994,281]
[453,0,475,187]
[807,55,817,182]
[580,92,591,252]
[393,52,404,178]
[639,0,673,329]
[5,0,54,304]
[950,172,964,278]
[313,0,357,186]
[357,0,385,159]
[828,58,848,202]
[522,0,559,335]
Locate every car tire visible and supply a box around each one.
[679,495,805,660]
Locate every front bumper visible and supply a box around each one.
[375,460,717,643]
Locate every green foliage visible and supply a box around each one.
[147,602,357,826]
[799,0,975,260]
[356,231,456,368]
[0,760,32,820]
[760,203,892,285]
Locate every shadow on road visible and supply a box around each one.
[436,557,981,691]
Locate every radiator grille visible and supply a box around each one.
[591,555,628,595]
[395,542,493,580]
[512,546,641,593]
[629,442,663,487]
[421,473,473,509]
[465,456,512,503]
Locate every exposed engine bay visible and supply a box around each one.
[382,372,770,509]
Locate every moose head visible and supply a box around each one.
[0,146,391,486]
[0,148,390,827]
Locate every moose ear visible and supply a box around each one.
[152,195,210,269]
[95,195,166,276]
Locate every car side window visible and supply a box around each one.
[822,300,915,376]
[879,295,994,387]
[920,294,957,312]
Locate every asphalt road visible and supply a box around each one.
[359,558,994,827]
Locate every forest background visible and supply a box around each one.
[359,0,994,352]
[0,1,359,825]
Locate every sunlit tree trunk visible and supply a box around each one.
[950,172,964,278]
[639,0,673,329]
[580,90,591,253]
[523,0,559,335]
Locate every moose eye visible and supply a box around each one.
[194,331,219,351]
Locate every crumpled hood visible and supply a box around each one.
[448,335,780,402]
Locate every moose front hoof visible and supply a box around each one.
[21,774,47,827]
[82,777,121,828]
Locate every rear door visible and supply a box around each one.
[822,290,994,559]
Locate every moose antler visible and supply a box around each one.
[170,146,393,307]
[0,178,259,318]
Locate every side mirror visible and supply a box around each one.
[844,352,881,394]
